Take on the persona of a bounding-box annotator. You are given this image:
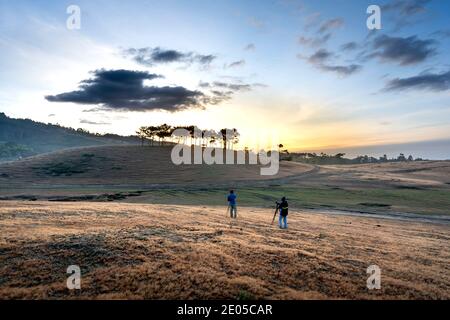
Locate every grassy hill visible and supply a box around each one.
[0,145,313,191]
[0,113,140,161]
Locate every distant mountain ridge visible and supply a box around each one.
[0,112,140,160]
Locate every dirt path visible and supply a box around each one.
[0,201,448,299]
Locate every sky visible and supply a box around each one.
[0,0,450,158]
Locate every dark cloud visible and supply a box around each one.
[368,35,437,66]
[381,0,432,31]
[340,41,359,51]
[298,33,331,48]
[298,16,343,48]
[318,64,362,76]
[431,29,450,39]
[211,81,252,92]
[307,49,334,64]
[123,47,216,67]
[382,0,431,16]
[204,90,235,105]
[198,81,211,88]
[225,60,246,69]
[45,69,205,112]
[384,70,450,92]
[79,119,111,125]
[318,18,344,34]
[299,49,362,76]
[198,80,260,105]
[196,54,216,65]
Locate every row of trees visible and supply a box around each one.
[286,152,424,165]
[136,125,240,148]
[360,153,422,163]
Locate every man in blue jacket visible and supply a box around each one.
[227,190,237,219]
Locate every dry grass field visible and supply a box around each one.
[0,145,449,300]
[0,201,448,300]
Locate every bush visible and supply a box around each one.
[0,142,34,159]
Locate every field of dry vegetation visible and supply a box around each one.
[0,146,449,300]
[0,201,448,300]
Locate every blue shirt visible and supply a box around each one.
[227,193,237,205]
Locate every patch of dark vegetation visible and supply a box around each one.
[81,153,95,158]
[0,194,40,201]
[127,191,145,197]
[34,162,86,176]
[320,204,335,208]
[106,193,127,201]
[32,154,111,177]
[396,185,424,190]
[359,203,391,208]
[393,168,432,173]
[0,142,35,160]
[48,191,144,202]
[49,195,97,202]
[237,290,255,300]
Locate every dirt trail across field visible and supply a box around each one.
[0,201,448,299]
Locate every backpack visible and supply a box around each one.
[280,200,288,216]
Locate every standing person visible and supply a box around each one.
[227,190,237,219]
[278,196,288,229]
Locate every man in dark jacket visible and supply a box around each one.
[278,197,288,229]
[227,190,237,219]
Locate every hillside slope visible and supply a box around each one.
[0,145,313,192]
[0,113,139,160]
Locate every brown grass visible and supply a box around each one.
[0,201,448,300]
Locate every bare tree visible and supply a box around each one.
[136,127,147,146]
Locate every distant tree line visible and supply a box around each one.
[282,151,425,165]
[136,125,240,148]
